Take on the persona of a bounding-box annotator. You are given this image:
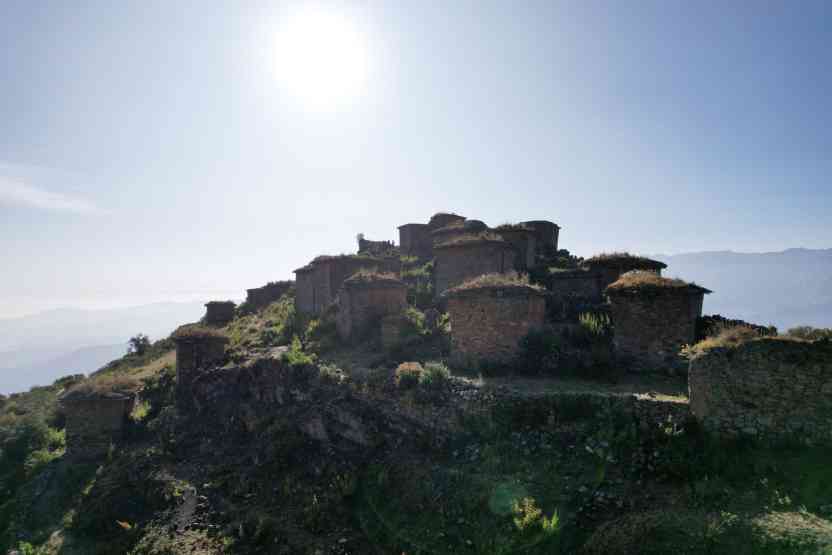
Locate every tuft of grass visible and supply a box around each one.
[583,252,667,270]
[682,325,768,359]
[434,231,506,249]
[61,374,140,401]
[343,269,405,286]
[606,271,706,294]
[418,362,451,390]
[444,272,544,296]
[394,362,423,389]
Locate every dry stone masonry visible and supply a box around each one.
[433,234,516,298]
[204,301,236,326]
[336,273,408,343]
[294,255,392,315]
[245,281,293,312]
[60,393,135,460]
[607,273,710,370]
[173,326,229,408]
[445,278,546,366]
[689,338,832,445]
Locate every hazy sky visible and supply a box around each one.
[2,1,830,318]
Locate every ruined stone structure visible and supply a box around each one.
[60,393,135,460]
[336,273,408,343]
[398,223,433,259]
[245,281,293,312]
[172,326,229,408]
[204,301,236,326]
[294,255,391,315]
[522,220,560,253]
[582,254,667,292]
[445,280,546,365]
[607,274,711,369]
[428,212,465,230]
[358,237,397,257]
[689,338,832,445]
[433,235,516,297]
[546,268,607,321]
[495,225,537,270]
[431,220,487,246]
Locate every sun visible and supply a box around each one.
[273,7,370,112]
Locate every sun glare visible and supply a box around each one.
[274,7,370,112]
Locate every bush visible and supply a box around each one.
[140,366,176,420]
[517,328,562,375]
[283,336,316,369]
[418,362,450,390]
[786,326,832,341]
[127,334,151,356]
[394,362,423,389]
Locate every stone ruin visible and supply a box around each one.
[689,337,832,445]
[523,220,560,253]
[607,272,711,369]
[433,233,516,298]
[398,212,467,260]
[204,300,236,326]
[582,253,667,291]
[244,281,293,312]
[493,224,537,270]
[60,389,135,460]
[444,275,546,366]
[336,272,408,343]
[172,325,229,408]
[294,254,400,315]
[358,236,397,257]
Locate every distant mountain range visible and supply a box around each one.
[652,248,832,330]
[0,302,206,394]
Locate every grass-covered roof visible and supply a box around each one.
[434,231,508,249]
[172,324,230,342]
[443,272,545,297]
[583,252,667,270]
[343,270,406,287]
[606,271,711,294]
[60,374,139,401]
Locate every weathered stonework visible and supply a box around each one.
[522,220,560,253]
[204,301,236,326]
[428,212,465,230]
[608,282,709,370]
[495,227,537,270]
[689,338,832,445]
[173,328,229,408]
[381,314,407,352]
[446,284,546,365]
[358,237,397,256]
[583,256,667,292]
[398,223,433,259]
[245,281,293,312]
[546,269,606,321]
[434,239,516,297]
[336,275,408,343]
[294,255,389,315]
[61,396,135,460]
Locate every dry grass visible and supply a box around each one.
[62,374,140,400]
[584,252,667,269]
[434,231,506,249]
[172,324,229,341]
[344,269,404,286]
[494,222,532,232]
[129,350,176,381]
[606,270,697,293]
[445,272,544,295]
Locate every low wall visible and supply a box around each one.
[245,281,293,311]
[689,338,832,445]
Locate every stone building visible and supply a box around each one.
[431,219,487,247]
[689,338,832,445]
[245,281,293,312]
[522,220,560,253]
[358,237,397,257]
[444,275,546,366]
[172,325,229,407]
[494,225,537,270]
[546,268,607,321]
[428,212,465,230]
[293,255,392,315]
[398,223,433,259]
[60,389,135,460]
[433,233,516,297]
[204,301,236,326]
[607,272,711,369]
[582,253,667,292]
[335,272,408,343]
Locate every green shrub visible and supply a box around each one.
[517,328,562,375]
[418,362,450,390]
[283,336,317,370]
[140,365,176,420]
[318,364,347,384]
[786,326,832,341]
[394,362,423,389]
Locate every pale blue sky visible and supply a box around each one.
[1,0,830,318]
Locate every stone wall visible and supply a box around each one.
[583,258,666,292]
[428,213,465,230]
[294,256,388,315]
[546,269,606,321]
[62,397,134,459]
[446,286,545,365]
[522,220,560,253]
[336,279,408,343]
[608,288,706,369]
[245,281,293,311]
[358,238,397,256]
[174,334,229,407]
[204,301,236,325]
[294,266,316,315]
[398,223,433,259]
[689,338,832,445]
[496,228,537,270]
[434,242,515,297]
